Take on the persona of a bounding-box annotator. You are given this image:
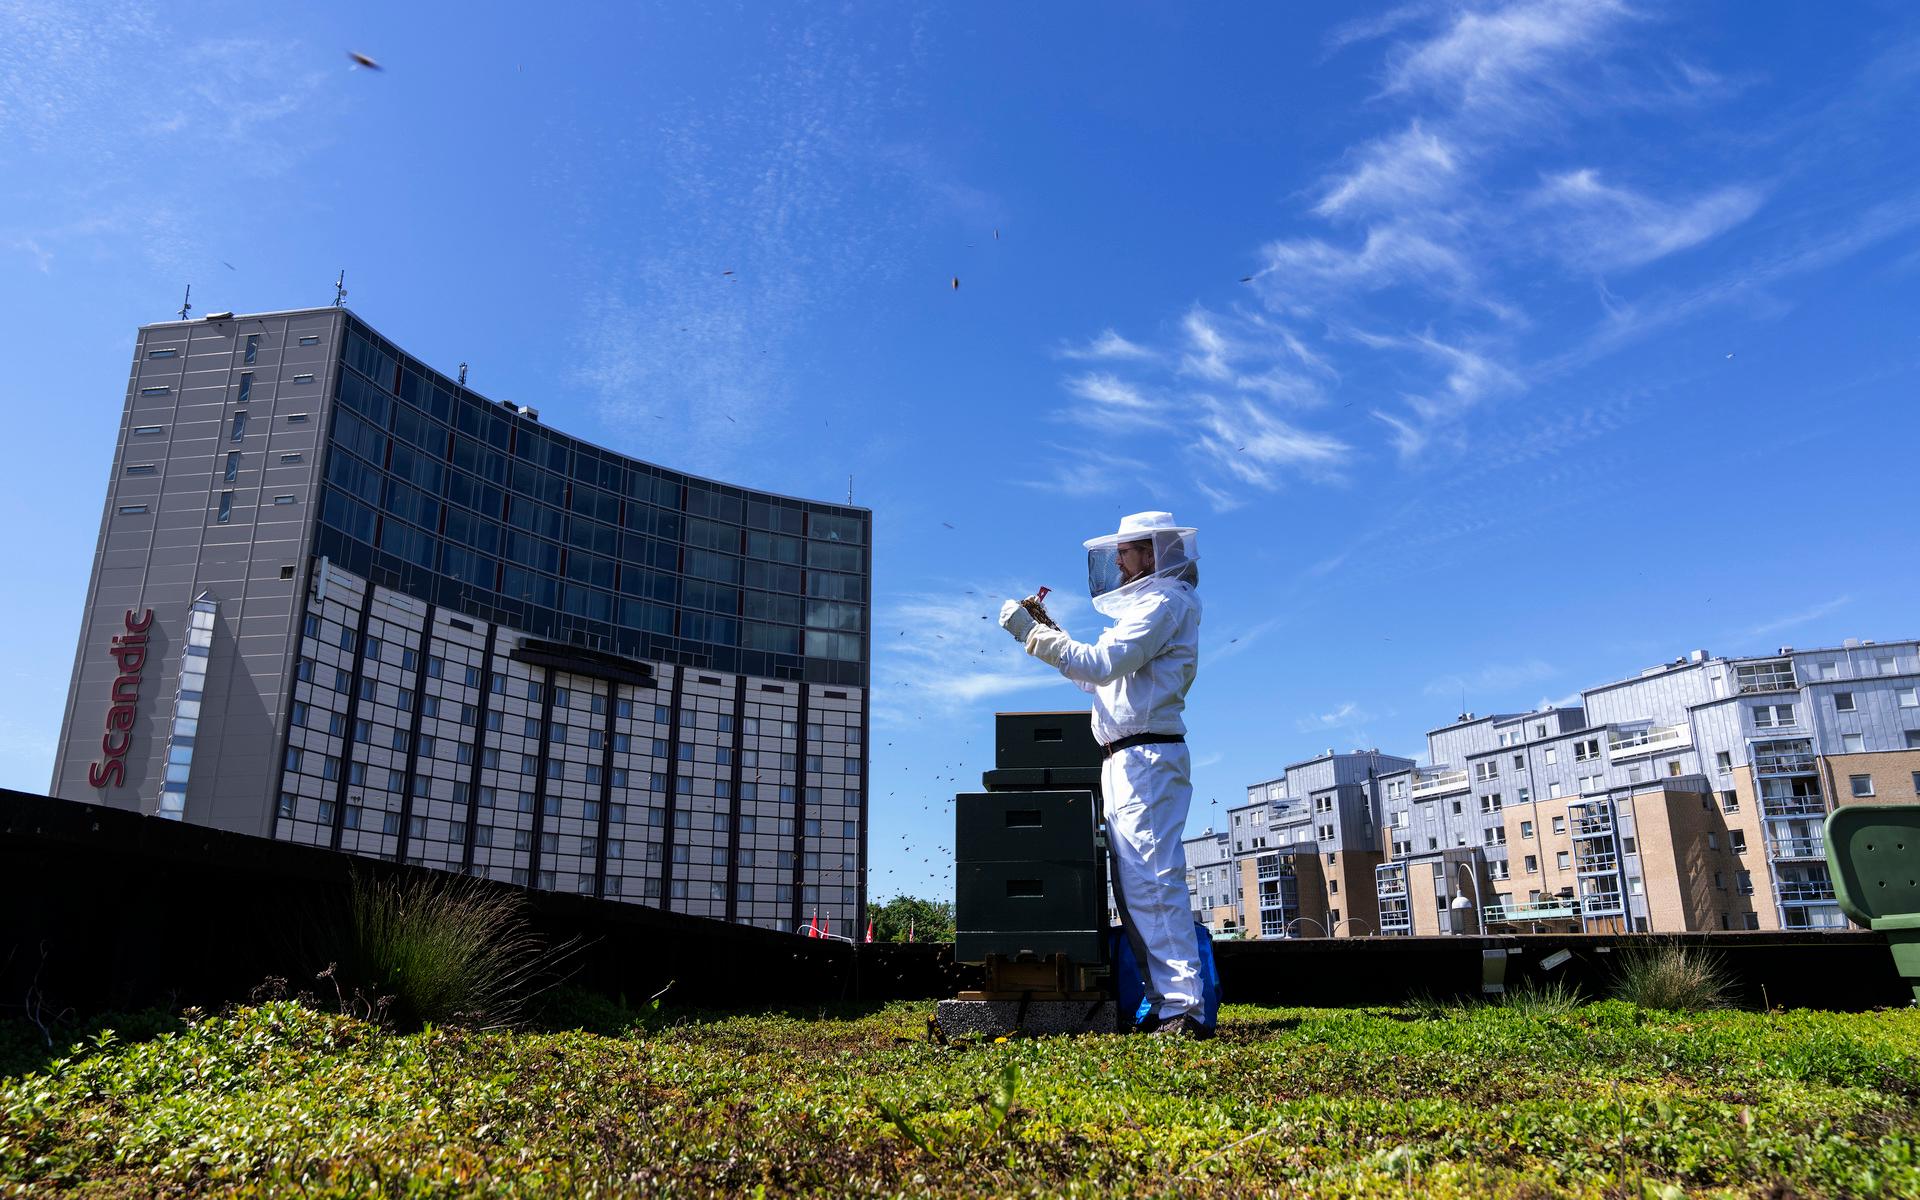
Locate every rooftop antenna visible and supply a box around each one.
[332,270,348,308]
[457,362,469,385]
[177,284,192,321]
[847,474,853,504]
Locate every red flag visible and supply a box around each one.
[823,913,831,939]
[865,918,873,944]
[808,909,818,938]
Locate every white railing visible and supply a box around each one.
[1411,769,1470,799]
[1778,880,1837,903]
[1754,751,1817,776]
[1484,900,1579,923]
[1581,892,1626,915]
[1607,723,1691,760]
[1769,836,1826,860]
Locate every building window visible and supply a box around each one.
[1843,734,1866,754]
[288,413,310,424]
[293,373,315,383]
[1753,704,1795,729]
[147,347,178,359]
[244,334,259,364]
[230,411,248,442]
[1715,751,1732,773]
[1520,820,1534,839]
[133,424,164,436]
[1898,688,1919,709]
[1730,830,1747,853]
[273,495,296,505]
[1543,748,1557,766]
[139,385,170,395]
[1573,738,1599,762]
[1524,855,1538,873]
[117,504,149,515]
[299,334,320,346]
[1707,832,1720,849]
[225,451,240,483]
[237,374,252,403]
[216,491,233,523]
[1834,692,1857,713]
[280,451,303,463]
[1721,790,1739,813]
[125,464,158,475]
[1850,774,1875,798]
[1551,816,1566,835]
[1547,780,1563,798]
[1556,851,1570,870]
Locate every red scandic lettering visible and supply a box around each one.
[102,727,130,757]
[87,758,126,788]
[125,609,155,633]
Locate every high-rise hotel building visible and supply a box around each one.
[51,307,872,934]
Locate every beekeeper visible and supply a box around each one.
[998,511,1205,1037]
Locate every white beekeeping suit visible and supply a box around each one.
[998,511,1205,1036]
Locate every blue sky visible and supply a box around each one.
[4,2,1918,904]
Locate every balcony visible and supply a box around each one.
[1576,852,1619,874]
[1761,797,1825,819]
[1768,836,1826,861]
[1375,876,1406,898]
[1570,809,1615,837]
[1735,660,1797,694]
[1484,899,1580,923]
[1379,901,1411,932]
[1777,879,1838,904]
[1581,891,1626,916]
[1411,769,1470,800]
[1607,723,1691,760]
[1754,750,1817,776]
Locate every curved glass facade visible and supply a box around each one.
[312,318,869,686]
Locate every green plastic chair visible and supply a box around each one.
[1825,803,1920,1003]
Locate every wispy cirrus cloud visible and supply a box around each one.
[1058,328,1157,362]
[1041,0,1914,513]
[1743,595,1852,640]
[1314,121,1461,218]
[1424,658,1558,699]
[1381,0,1635,114]
[1058,373,1164,430]
[1295,701,1374,732]
[1527,169,1765,272]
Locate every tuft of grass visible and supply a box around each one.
[1500,977,1585,1016]
[337,868,576,1030]
[1611,940,1734,1011]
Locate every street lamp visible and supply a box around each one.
[1285,916,1326,939]
[1447,858,1483,935]
[1332,917,1372,938]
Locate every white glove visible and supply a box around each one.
[998,599,1036,642]
[1026,624,1069,667]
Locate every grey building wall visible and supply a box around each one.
[52,311,341,833]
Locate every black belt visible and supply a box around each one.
[1101,733,1185,758]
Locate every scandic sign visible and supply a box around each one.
[88,609,154,788]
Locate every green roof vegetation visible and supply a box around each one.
[4,997,1918,1197]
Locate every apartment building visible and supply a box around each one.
[1192,640,1918,938]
